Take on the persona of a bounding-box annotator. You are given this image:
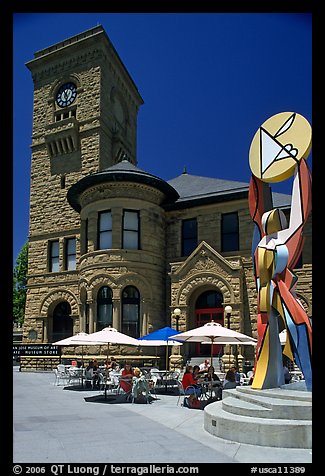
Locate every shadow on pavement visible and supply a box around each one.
[84,394,159,404]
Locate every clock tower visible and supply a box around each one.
[23,26,143,344]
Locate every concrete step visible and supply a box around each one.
[204,383,312,448]
[222,396,272,418]
[235,384,312,402]
[222,388,311,420]
[204,401,312,448]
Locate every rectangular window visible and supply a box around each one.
[49,240,60,272]
[65,237,76,270]
[123,210,140,249]
[221,212,239,252]
[98,211,112,250]
[182,218,197,256]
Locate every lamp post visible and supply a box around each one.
[173,308,181,331]
[224,305,233,329]
[170,308,182,370]
[222,305,234,372]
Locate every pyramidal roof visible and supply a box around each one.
[168,172,249,200]
[166,171,291,209]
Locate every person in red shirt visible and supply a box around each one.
[181,365,201,405]
[119,362,134,394]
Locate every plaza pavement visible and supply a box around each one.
[13,367,312,464]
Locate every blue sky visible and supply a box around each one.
[13,12,312,264]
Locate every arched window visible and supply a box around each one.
[122,286,140,338]
[52,301,72,342]
[196,290,223,309]
[97,286,113,331]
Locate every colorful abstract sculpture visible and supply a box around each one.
[248,112,312,391]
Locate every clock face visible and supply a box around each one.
[56,82,77,108]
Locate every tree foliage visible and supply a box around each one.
[13,242,28,325]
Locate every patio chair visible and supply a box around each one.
[150,368,165,389]
[116,375,133,400]
[67,367,83,386]
[176,380,200,406]
[147,374,158,398]
[54,365,69,386]
[84,369,94,389]
[239,372,250,385]
[98,371,118,394]
[53,369,61,386]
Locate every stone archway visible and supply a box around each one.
[40,289,79,342]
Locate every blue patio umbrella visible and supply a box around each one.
[138,326,182,370]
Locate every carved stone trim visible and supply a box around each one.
[88,274,118,293]
[176,274,233,306]
[116,273,153,301]
[40,289,79,316]
[170,240,241,278]
[80,182,164,209]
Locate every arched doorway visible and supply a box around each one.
[195,290,224,356]
[52,301,73,342]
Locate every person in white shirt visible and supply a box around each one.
[199,359,210,372]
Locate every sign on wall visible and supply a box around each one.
[13,344,61,357]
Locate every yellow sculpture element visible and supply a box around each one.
[249,112,312,182]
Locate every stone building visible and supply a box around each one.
[21,25,312,369]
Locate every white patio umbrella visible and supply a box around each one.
[73,327,140,398]
[53,332,99,366]
[170,321,257,366]
[53,332,100,386]
[171,321,257,398]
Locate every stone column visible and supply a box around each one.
[141,299,147,336]
[79,303,86,332]
[88,300,95,333]
[87,211,97,252]
[112,298,119,330]
[112,207,122,249]
[43,318,48,343]
[221,347,235,373]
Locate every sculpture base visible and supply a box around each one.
[204,381,311,448]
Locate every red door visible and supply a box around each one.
[195,308,224,356]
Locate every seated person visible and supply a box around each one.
[119,362,134,394]
[199,359,210,373]
[205,365,221,399]
[192,365,201,381]
[85,361,94,387]
[105,356,118,372]
[230,365,241,385]
[222,369,237,389]
[132,367,150,402]
[181,365,202,405]
[92,359,100,388]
